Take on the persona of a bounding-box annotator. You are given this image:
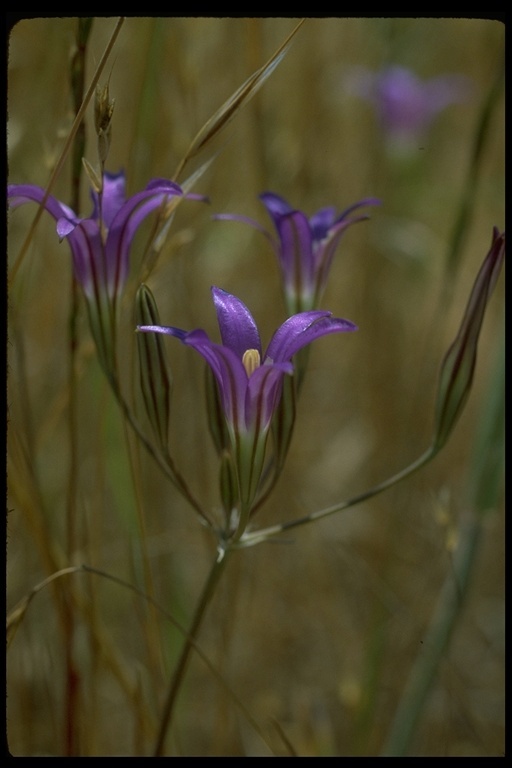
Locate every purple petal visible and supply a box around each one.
[66,218,104,298]
[259,191,294,219]
[139,322,249,432]
[335,197,381,224]
[266,311,357,363]
[7,185,108,298]
[313,214,370,296]
[137,324,188,341]
[57,217,79,238]
[90,170,127,227]
[213,212,273,241]
[212,287,261,359]
[146,178,183,194]
[8,183,77,224]
[105,180,190,298]
[273,210,316,290]
[246,361,292,431]
[309,207,337,240]
[186,334,248,431]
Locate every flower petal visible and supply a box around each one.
[266,311,357,363]
[185,334,248,432]
[309,206,337,240]
[246,361,292,432]
[138,322,249,432]
[335,197,381,225]
[213,212,273,241]
[90,170,127,228]
[273,210,315,291]
[8,184,77,224]
[67,218,104,298]
[212,287,261,359]
[259,191,294,218]
[105,179,193,298]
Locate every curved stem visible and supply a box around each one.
[153,547,231,756]
[239,446,437,547]
[106,368,213,528]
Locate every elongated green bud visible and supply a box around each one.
[204,364,230,454]
[270,367,297,478]
[135,284,172,451]
[433,228,504,451]
[219,450,239,525]
[95,81,115,165]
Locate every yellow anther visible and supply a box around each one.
[242,348,261,376]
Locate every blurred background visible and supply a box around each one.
[7,17,505,756]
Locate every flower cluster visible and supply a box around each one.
[9,171,504,545]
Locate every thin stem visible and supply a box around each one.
[239,446,437,547]
[153,548,231,757]
[63,18,93,756]
[107,369,213,528]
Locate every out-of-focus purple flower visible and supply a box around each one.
[216,193,379,315]
[346,65,472,147]
[8,171,205,303]
[138,286,357,529]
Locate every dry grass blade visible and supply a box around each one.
[173,18,306,181]
[7,567,82,649]
[139,155,218,279]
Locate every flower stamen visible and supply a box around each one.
[242,348,261,376]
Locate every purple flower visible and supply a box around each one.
[8,171,205,303]
[346,65,472,146]
[216,193,379,315]
[138,286,357,528]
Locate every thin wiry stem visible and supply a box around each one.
[63,17,93,756]
[239,446,437,548]
[106,369,214,528]
[153,548,231,756]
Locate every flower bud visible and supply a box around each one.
[433,228,504,450]
[135,284,173,451]
[204,365,230,454]
[95,82,115,164]
[270,367,297,477]
[219,450,239,525]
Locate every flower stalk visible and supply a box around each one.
[153,548,231,757]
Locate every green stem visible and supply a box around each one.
[239,446,437,547]
[153,548,231,756]
[107,370,212,527]
[63,18,93,756]
[380,510,482,756]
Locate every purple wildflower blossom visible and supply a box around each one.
[8,170,205,302]
[346,65,472,146]
[138,286,357,522]
[216,193,379,314]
